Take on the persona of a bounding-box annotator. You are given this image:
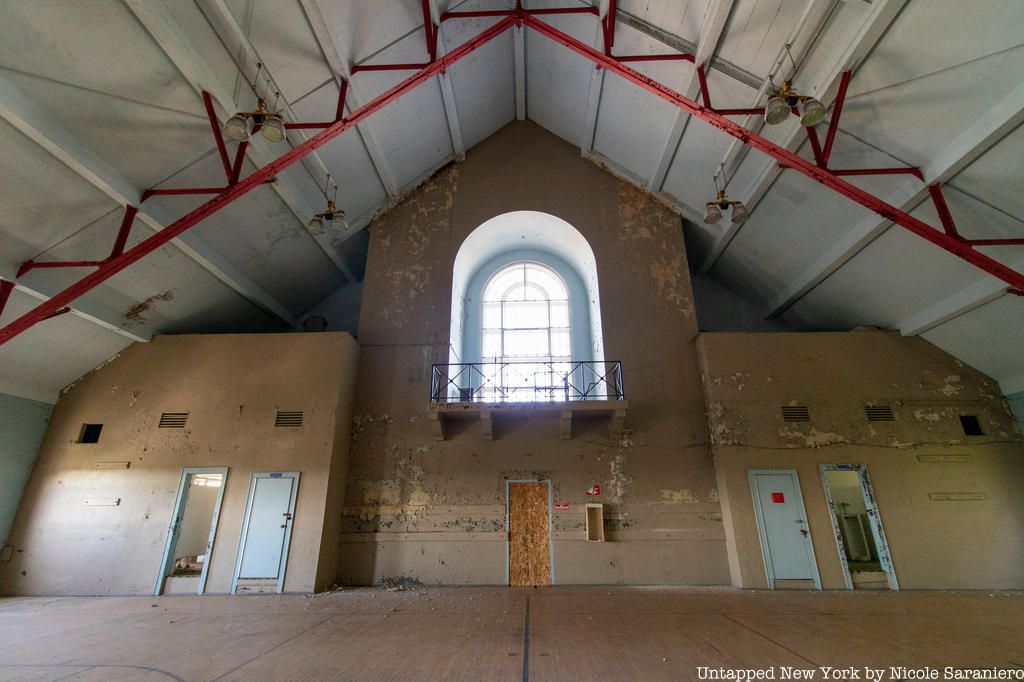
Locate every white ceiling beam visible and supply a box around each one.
[580,19,606,156]
[299,0,401,200]
[430,0,466,160]
[765,78,1024,319]
[126,0,355,283]
[647,0,735,191]
[698,0,905,275]
[898,256,1024,336]
[0,72,298,330]
[514,22,526,120]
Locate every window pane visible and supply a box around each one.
[482,330,501,359]
[526,263,568,300]
[503,300,548,329]
[503,329,549,357]
[550,301,569,327]
[482,302,501,329]
[483,264,526,302]
[551,329,571,356]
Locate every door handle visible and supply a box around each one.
[282,512,292,519]
[800,529,809,537]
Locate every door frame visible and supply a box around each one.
[230,471,300,595]
[748,469,822,590]
[820,464,900,591]
[153,466,229,596]
[504,479,554,586]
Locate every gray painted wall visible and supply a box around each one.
[690,274,794,333]
[0,393,53,546]
[1008,391,1024,436]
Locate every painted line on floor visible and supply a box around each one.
[209,615,335,680]
[522,593,531,682]
[722,614,820,666]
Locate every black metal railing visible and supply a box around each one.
[430,361,624,404]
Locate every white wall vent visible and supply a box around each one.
[158,412,189,428]
[781,405,810,422]
[865,404,895,421]
[275,410,304,427]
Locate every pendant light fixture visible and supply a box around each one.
[222,63,288,143]
[704,164,749,225]
[308,173,348,234]
[763,44,827,127]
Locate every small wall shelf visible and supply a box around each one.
[586,503,605,542]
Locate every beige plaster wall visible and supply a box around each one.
[340,121,728,585]
[696,331,1024,590]
[0,332,359,595]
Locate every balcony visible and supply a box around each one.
[428,361,627,441]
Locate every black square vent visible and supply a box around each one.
[158,412,189,428]
[275,410,304,427]
[781,405,810,422]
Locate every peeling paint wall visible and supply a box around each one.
[0,333,359,595]
[341,121,727,585]
[697,331,1024,590]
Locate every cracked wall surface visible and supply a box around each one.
[341,121,726,586]
[697,331,1024,590]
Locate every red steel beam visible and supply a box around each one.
[142,187,230,200]
[441,10,511,21]
[714,107,766,116]
[230,140,249,184]
[203,91,233,182]
[421,0,438,62]
[0,14,516,346]
[604,0,617,55]
[616,54,694,63]
[0,280,13,319]
[821,70,850,166]
[17,260,105,278]
[928,183,960,237]
[805,124,826,167]
[351,63,431,73]
[525,7,598,16]
[334,78,349,123]
[831,167,924,181]
[697,64,712,107]
[968,238,1024,246]
[109,205,139,259]
[522,12,1024,293]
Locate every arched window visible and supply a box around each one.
[481,262,571,365]
[442,211,609,404]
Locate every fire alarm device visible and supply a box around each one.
[586,484,601,496]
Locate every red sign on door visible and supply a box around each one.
[771,492,785,503]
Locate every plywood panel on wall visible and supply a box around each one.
[508,483,550,586]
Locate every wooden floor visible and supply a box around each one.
[0,586,1021,681]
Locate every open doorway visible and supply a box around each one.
[821,465,898,591]
[154,468,228,595]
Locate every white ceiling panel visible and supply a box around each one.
[949,123,1024,226]
[0,288,134,402]
[922,294,1024,394]
[443,20,517,150]
[716,0,807,79]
